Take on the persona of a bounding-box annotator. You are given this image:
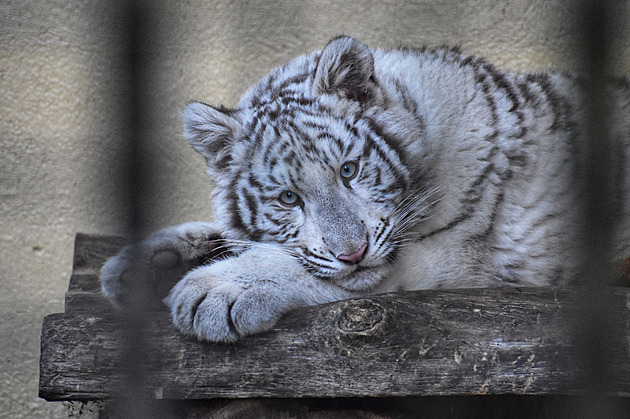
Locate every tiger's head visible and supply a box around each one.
[183,36,433,291]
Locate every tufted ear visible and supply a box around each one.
[312,36,378,105]
[183,102,243,175]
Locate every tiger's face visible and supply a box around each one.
[183,37,432,291]
[228,99,415,290]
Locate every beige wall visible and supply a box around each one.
[1,1,628,417]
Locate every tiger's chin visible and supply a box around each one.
[333,265,390,292]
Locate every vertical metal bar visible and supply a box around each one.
[575,1,623,418]
[107,1,159,417]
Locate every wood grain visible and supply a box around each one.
[39,234,630,408]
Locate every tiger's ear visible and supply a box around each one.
[312,36,378,106]
[183,102,243,174]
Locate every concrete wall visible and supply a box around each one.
[1,1,628,417]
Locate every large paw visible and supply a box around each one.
[166,266,289,342]
[100,222,229,308]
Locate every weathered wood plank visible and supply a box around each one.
[39,233,630,411]
[39,286,630,402]
[69,273,103,293]
[72,233,128,275]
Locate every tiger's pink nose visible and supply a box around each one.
[337,243,367,264]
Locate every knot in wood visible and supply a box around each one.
[337,299,385,334]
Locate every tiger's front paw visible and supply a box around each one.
[166,265,290,342]
[100,222,228,308]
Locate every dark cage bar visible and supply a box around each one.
[39,1,630,418]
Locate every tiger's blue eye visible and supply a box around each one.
[279,190,300,206]
[340,161,358,180]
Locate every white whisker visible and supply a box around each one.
[376,186,441,256]
[212,238,301,260]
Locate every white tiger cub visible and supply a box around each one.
[101,36,630,342]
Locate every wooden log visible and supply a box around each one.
[40,288,630,401]
[39,234,630,406]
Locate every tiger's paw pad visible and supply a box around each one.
[100,223,228,308]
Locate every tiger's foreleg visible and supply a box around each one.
[166,244,355,342]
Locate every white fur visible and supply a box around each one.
[101,37,630,342]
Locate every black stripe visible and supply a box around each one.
[416,213,471,242]
[379,178,408,195]
[526,73,571,131]
[227,179,248,234]
[300,259,335,275]
[393,78,419,116]
[301,248,334,264]
[364,117,407,168]
[483,62,521,113]
[476,72,499,126]
[242,188,259,229]
[262,211,285,227]
[248,173,264,190]
[373,218,390,244]
[317,132,345,156]
[264,228,288,243]
[277,73,309,90]
[377,225,398,250]
[290,124,320,157]
[361,130,409,192]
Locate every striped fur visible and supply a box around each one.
[103,36,630,341]
[185,36,629,290]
